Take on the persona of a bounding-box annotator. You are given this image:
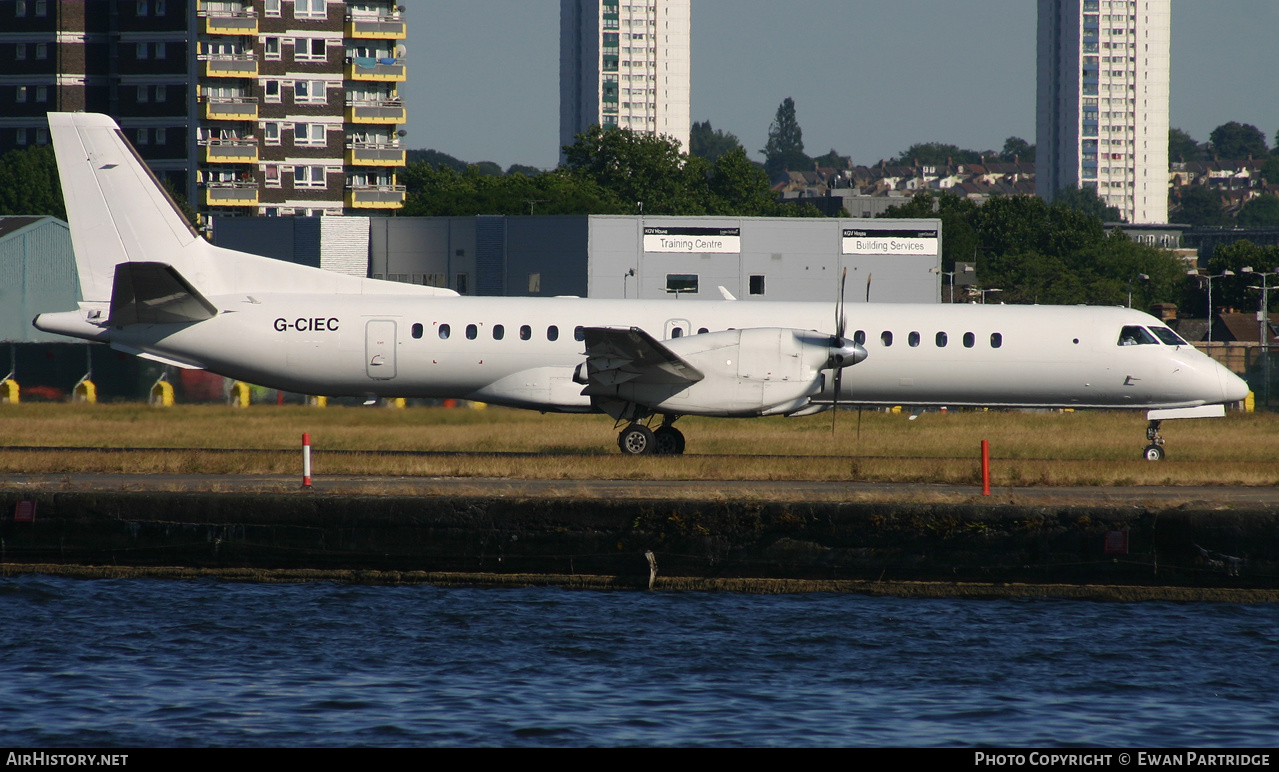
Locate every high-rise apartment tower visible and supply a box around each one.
[1036,0,1170,224]
[560,0,690,158]
[0,0,407,218]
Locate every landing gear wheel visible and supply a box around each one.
[1143,419,1165,461]
[618,424,656,455]
[1143,444,1165,462]
[654,425,686,455]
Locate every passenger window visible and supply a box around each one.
[963,332,975,348]
[671,328,683,338]
[935,331,947,347]
[697,327,709,335]
[493,324,505,341]
[574,325,585,342]
[438,323,450,340]
[881,331,893,347]
[547,325,559,341]
[520,324,531,341]
[411,323,423,339]
[1118,325,1159,346]
[990,332,1003,349]
[908,331,920,347]
[853,330,866,346]
[1149,326,1187,346]
[466,324,477,340]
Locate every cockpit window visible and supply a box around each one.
[1118,325,1159,346]
[1148,326,1188,346]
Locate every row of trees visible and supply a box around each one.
[879,190,1251,316]
[404,125,822,218]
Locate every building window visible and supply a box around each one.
[35,85,47,102]
[15,128,27,145]
[263,80,281,103]
[155,127,166,145]
[137,43,148,60]
[35,43,47,59]
[264,37,280,60]
[264,0,280,16]
[35,128,47,144]
[666,274,698,294]
[749,275,765,295]
[136,128,148,145]
[155,0,166,15]
[264,122,280,145]
[34,0,46,16]
[264,164,280,186]
[456,274,468,295]
[136,0,148,16]
[137,85,148,103]
[154,85,166,102]
[296,38,328,61]
[294,80,325,103]
[15,43,25,60]
[15,86,26,102]
[295,0,327,20]
[294,123,325,145]
[15,1,25,17]
[293,165,326,188]
[154,42,166,60]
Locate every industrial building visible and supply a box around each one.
[211,214,945,304]
[1036,0,1170,224]
[0,0,407,218]
[559,0,690,157]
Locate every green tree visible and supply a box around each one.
[0,145,65,220]
[1000,136,1035,163]
[1168,128,1203,163]
[879,192,979,276]
[405,148,468,172]
[1173,186,1227,227]
[1053,185,1122,222]
[1208,121,1269,159]
[761,97,810,180]
[564,125,709,215]
[1260,156,1279,186]
[811,148,851,170]
[506,164,543,177]
[888,143,989,167]
[1238,194,1279,228]
[689,120,744,164]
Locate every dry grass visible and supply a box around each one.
[1,403,1277,487]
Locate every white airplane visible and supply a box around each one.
[34,113,1249,459]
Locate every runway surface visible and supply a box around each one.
[2,472,1277,507]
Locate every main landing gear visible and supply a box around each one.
[617,417,685,456]
[1142,419,1165,461]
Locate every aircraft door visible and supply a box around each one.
[664,318,690,339]
[365,320,397,380]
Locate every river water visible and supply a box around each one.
[1,576,1276,747]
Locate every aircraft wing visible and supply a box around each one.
[581,327,704,387]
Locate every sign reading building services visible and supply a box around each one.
[644,226,741,254]
[842,228,939,256]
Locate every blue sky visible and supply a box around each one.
[406,0,1279,170]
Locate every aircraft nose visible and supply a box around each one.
[1218,364,1250,404]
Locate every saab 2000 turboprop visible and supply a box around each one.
[33,113,1249,458]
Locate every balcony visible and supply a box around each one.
[205,182,259,207]
[345,184,405,209]
[346,143,405,167]
[200,139,258,164]
[346,57,406,82]
[345,14,406,39]
[345,98,406,124]
[201,96,258,121]
[201,54,258,78]
[200,10,258,35]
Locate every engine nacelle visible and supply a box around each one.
[607,328,837,418]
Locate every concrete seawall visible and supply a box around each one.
[3,489,1277,598]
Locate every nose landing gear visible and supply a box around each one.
[1142,419,1165,461]
[617,416,685,456]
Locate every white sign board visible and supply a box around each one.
[842,227,939,256]
[644,226,741,254]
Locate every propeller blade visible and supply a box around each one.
[865,272,873,303]
[833,267,847,434]
[836,267,847,341]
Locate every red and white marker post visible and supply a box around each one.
[981,439,991,496]
[302,432,313,489]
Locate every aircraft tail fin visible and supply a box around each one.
[48,112,203,304]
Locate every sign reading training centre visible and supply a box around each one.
[842,227,939,256]
[644,227,741,254]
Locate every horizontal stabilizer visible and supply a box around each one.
[107,262,217,325]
